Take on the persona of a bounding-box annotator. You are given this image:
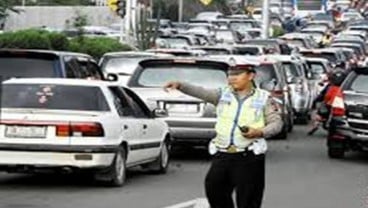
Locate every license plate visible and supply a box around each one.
[5,126,47,138]
[165,104,199,113]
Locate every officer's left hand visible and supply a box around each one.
[242,128,263,139]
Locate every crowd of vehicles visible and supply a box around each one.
[0,0,368,185]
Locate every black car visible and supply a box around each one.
[328,67,368,158]
[0,49,103,82]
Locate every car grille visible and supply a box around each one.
[348,122,368,130]
[346,105,368,120]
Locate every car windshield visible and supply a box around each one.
[349,75,368,93]
[1,84,110,111]
[0,57,55,81]
[101,56,151,75]
[135,65,227,88]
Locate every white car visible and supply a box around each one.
[0,78,171,186]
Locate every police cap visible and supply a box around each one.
[228,64,256,76]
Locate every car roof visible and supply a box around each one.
[0,48,92,58]
[102,51,173,58]
[3,78,114,87]
[304,57,329,62]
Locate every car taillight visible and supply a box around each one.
[331,94,345,117]
[56,122,104,137]
[271,90,284,97]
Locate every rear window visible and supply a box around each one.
[254,64,278,87]
[101,56,150,75]
[308,62,326,74]
[201,49,231,55]
[301,52,337,63]
[234,47,260,55]
[346,74,368,93]
[1,84,109,111]
[131,64,227,88]
[0,57,56,81]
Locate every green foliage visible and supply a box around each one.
[0,29,132,59]
[0,29,51,49]
[272,26,285,38]
[68,37,132,59]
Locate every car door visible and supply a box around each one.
[121,87,163,161]
[108,87,142,165]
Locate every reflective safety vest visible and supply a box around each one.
[213,87,269,149]
[324,85,342,106]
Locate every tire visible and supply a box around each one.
[328,147,345,159]
[146,140,170,174]
[95,147,127,187]
[288,112,294,132]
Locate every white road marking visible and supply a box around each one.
[163,198,209,208]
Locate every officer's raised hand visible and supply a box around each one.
[163,81,181,92]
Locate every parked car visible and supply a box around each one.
[0,78,171,186]
[328,67,368,158]
[0,49,103,82]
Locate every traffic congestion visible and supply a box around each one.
[0,0,368,207]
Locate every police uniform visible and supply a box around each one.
[177,79,283,208]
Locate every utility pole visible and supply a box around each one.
[178,0,183,22]
[261,0,270,39]
[124,0,132,44]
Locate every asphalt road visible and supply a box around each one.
[0,126,367,208]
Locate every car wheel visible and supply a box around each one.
[146,140,170,174]
[328,147,345,159]
[95,147,127,187]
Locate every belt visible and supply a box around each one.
[217,145,249,153]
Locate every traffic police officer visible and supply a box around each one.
[164,64,283,208]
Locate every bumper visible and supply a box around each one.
[328,118,368,150]
[0,151,115,169]
[0,144,117,169]
[163,117,216,145]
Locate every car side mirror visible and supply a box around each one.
[105,73,118,82]
[152,108,168,118]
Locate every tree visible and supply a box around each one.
[0,0,22,30]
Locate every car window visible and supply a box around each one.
[347,74,368,93]
[283,63,300,78]
[2,84,109,111]
[133,65,227,88]
[0,56,56,81]
[122,88,151,118]
[108,87,135,117]
[254,64,279,87]
[64,57,81,78]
